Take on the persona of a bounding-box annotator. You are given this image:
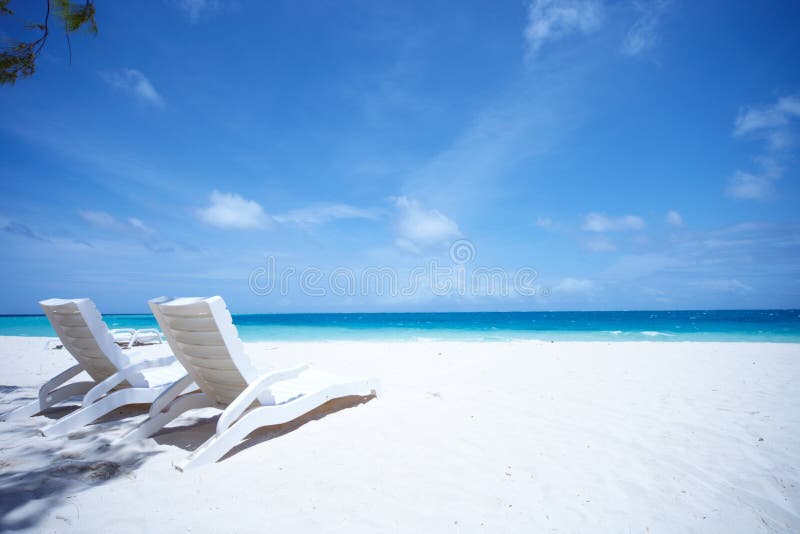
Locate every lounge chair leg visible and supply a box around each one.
[2,364,88,422]
[124,392,214,441]
[177,406,271,471]
[179,379,381,470]
[42,386,166,437]
[2,381,95,421]
[147,373,195,417]
[44,381,96,405]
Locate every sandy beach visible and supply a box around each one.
[3,0,800,531]
[0,336,798,533]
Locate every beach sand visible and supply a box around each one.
[0,336,798,532]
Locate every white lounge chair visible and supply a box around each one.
[125,296,380,470]
[110,327,164,349]
[44,328,163,350]
[2,298,188,438]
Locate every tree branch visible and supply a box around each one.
[65,20,72,64]
[1,0,97,84]
[33,0,50,57]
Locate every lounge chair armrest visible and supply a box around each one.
[148,373,195,416]
[82,356,176,407]
[39,363,84,404]
[216,364,311,435]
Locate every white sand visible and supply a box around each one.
[0,336,798,533]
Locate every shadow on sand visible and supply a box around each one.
[0,393,158,531]
[0,388,375,530]
[151,394,377,462]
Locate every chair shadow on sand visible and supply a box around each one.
[0,387,374,530]
[151,393,377,462]
[0,392,159,531]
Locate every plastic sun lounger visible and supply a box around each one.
[2,298,189,437]
[110,327,164,349]
[44,327,163,350]
[124,296,381,470]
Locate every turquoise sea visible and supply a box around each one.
[0,310,799,342]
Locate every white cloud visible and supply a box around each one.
[725,169,776,200]
[689,279,754,293]
[1,217,49,242]
[535,216,554,230]
[524,0,604,57]
[394,196,461,252]
[196,190,273,230]
[78,210,158,236]
[400,15,602,219]
[582,213,646,232]
[600,253,681,283]
[178,0,219,20]
[78,210,118,228]
[195,195,380,231]
[666,210,683,226]
[128,217,156,235]
[584,235,617,252]
[274,203,381,228]
[100,69,165,107]
[726,154,782,201]
[77,210,167,250]
[555,277,594,293]
[734,95,800,143]
[727,95,800,200]
[621,0,670,57]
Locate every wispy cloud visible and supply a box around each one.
[688,279,754,293]
[196,192,384,232]
[666,210,683,227]
[697,221,800,249]
[589,221,800,306]
[78,210,157,236]
[727,94,800,200]
[273,204,382,228]
[584,235,617,252]
[725,163,781,200]
[400,73,585,221]
[393,196,461,253]
[0,217,49,242]
[100,69,165,107]
[620,0,670,57]
[734,95,800,146]
[600,252,680,281]
[128,217,156,235]
[582,213,646,232]
[77,210,177,251]
[399,0,614,223]
[555,277,594,293]
[0,121,185,205]
[524,0,604,57]
[535,216,555,230]
[77,210,117,228]
[196,191,274,230]
[177,0,220,21]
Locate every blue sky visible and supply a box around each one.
[1,0,799,314]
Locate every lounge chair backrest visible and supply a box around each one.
[149,297,258,405]
[39,298,130,382]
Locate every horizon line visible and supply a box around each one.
[1,307,798,318]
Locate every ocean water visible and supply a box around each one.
[0,310,799,342]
